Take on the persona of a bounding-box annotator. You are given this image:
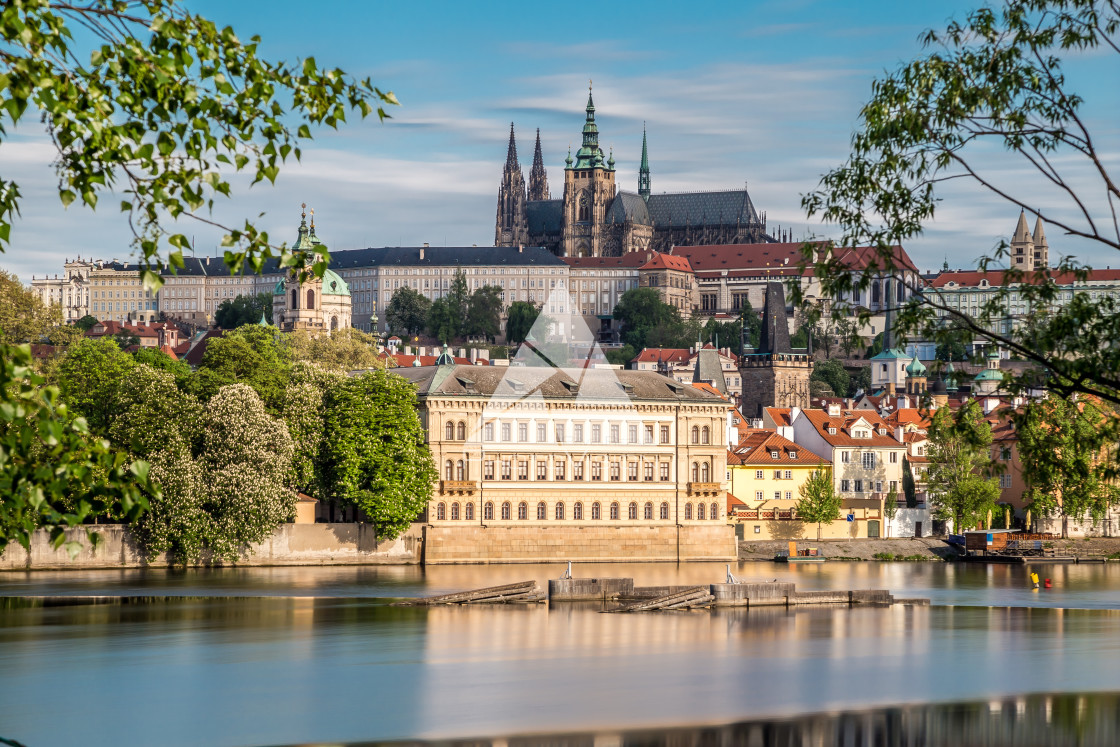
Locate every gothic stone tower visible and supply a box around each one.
[739,282,811,418]
[1010,209,1049,270]
[495,123,529,246]
[562,85,616,257]
[528,128,550,201]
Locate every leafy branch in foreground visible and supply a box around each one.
[1,0,398,287]
[797,0,1120,405]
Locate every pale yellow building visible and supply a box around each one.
[89,262,158,323]
[393,364,736,562]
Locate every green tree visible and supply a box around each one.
[604,343,636,367]
[849,366,871,397]
[75,315,99,332]
[194,326,290,410]
[801,0,1120,409]
[1017,394,1120,537]
[214,292,272,329]
[702,317,742,351]
[133,346,192,389]
[285,328,382,371]
[796,468,842,540]
[0,269,62,343]
[427,296,458,344]
[613,287,687,350]
[281,362,341,498]
[57,337,137,435]
[0,343,153,554]
[812,360,850,401]
[926,401,1001,532]
[740,299,762,351]
[0,0,392,544]
[466,285,504,341]
[883,484,900,538]
[320,370,436,539]
[505,301,540,345]
[902,455,918,508]
[385,287,431,337]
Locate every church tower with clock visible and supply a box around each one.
[561,84,617,258]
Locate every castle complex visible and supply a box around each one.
[495,86,770,257]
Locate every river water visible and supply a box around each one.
[3,561,1120,746]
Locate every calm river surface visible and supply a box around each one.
[4,561,1120,746]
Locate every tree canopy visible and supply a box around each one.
[613,287,691,350]
[385,287,431,337]
[796,468,842,540]
[0,269,61,344]
[926,401,1001,531]
[505,301,540,345]
[801,0,1120,408]
[215,292,272,329]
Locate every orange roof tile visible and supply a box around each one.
[732,428,829,466]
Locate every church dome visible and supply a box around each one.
[321,269,350,297]
[906,357,927,376]
[273,279,285,295]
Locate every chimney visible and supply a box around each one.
[470,348,479,363]
[419,247,425,260]
[518,244,524,253]
[895,426,904,443]
[827,403,841,418]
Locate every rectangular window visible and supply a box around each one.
[755,491,764,500]
[755,470,763,479]
[501,423,511,442]
[774,470,782,479]
[841,451,850,463]
[610,424,620,444]
[537,461,547,480]
[889,452,899,464]
[484,423,494,441]
[1000,474,1013,489]
[841,479,851,492]
[862,452,875,470]
[574,424,584,443]
[889,480,898,493]
[875,481,882,493]
[484,460,495,480]
[554,461,566,480]
[644,425,654,444]
[628,424,638,443]
[774,491,781,500]
[501,460,512,480]
[518,460,529,480]
[518,423,528,442]
[644,462,654,481]
[591,461,602,481]
[784,491,792,500]
[555,424,565,443]
[591,424,602,443]
[854,479,863,493]
[660,462,670,481]
[610,462,620,481]
[573,460,584,481]
[628,461,638,481]
[660,425,670,444]
[537,423,546,442]
[784,470,792,480]
[1001,448,1011,461]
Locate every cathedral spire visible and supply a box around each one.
[505,122,519,168]
[528,128,550,200]
[638,123,651,200]
[572,81,604,169]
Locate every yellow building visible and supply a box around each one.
[88,262,158,323]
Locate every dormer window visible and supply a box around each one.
[770,451,779,459]
[789,451,798,459]
[828,427,837,435]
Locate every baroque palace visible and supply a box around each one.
[495,86,771,257]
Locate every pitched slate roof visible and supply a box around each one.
[563,253,650,269]
[329,245,566,269]
[526,200,564,235]
[645,189,760,227]
[605,191,652,225]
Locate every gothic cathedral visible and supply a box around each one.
[496,86,771,257]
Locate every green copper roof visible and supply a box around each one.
[435,345,455,366]
[257,311,269,326]
[273,279,285,294]
[322,268,350,296]
[906,357,927,376]
[570,86,611,170]
[870,347,910,361]
[974,368,1004,382]
[638,124,651,200]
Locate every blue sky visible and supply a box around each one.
[4,0,1118,280]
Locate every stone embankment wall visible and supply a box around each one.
[0,523,423,570]
[423,524,737,564]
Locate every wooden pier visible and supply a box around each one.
[392,581,545,606]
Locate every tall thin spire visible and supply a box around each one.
[528,128,550,200]
[572,81,604,169]
[505,122,519,167]
[638,123,651,200]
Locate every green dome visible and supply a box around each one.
[322,269,350,297]
[906,357,927,376]
[273,279,285,295]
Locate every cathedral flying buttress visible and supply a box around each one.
[495,85,771,258]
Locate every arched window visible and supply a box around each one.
[660,502,669,520]
[291,288,298,309]
[577,191,590,222]
[444,460,453,480]
[456,421,466,440]
[518,501,527,520]
[555,501,565,520]
[691,426,699,444]
[456,460,465,480]
[697,502,706,520]
[700,462,710,482]
[691,462,699,482]
[445,422,455,440]
[451,502,460,520]
[872,280,881,304]
[628,502,637,520]
[537,502,546,520]
[436,502,446,521]
[306,288,315,309]
[701,426,710,444]
[685,503,694,520]
[711,502,720,521]
[897,280,905,302]
[643,502,653,520]
[484,502,494,520]
[501,501,511,520]
[610,502,620,520]
[592,502,601,520]
[574,502,584,520]
[465,503,475,521]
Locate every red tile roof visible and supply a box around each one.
[670,242,917,276]
[640,253,693,273]
[799,408,905,448]
[928,268,1120,288]
[732,428,829,466]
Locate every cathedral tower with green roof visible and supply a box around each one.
[561,84,617,258]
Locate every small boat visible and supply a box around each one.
[775,548,826,563]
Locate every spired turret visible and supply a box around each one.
[738,282,811,418]
[273,205,351,335]
[638,124,651,201]
[495,122,529,247]
[528,128,550,201]
[561,82,617,258]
